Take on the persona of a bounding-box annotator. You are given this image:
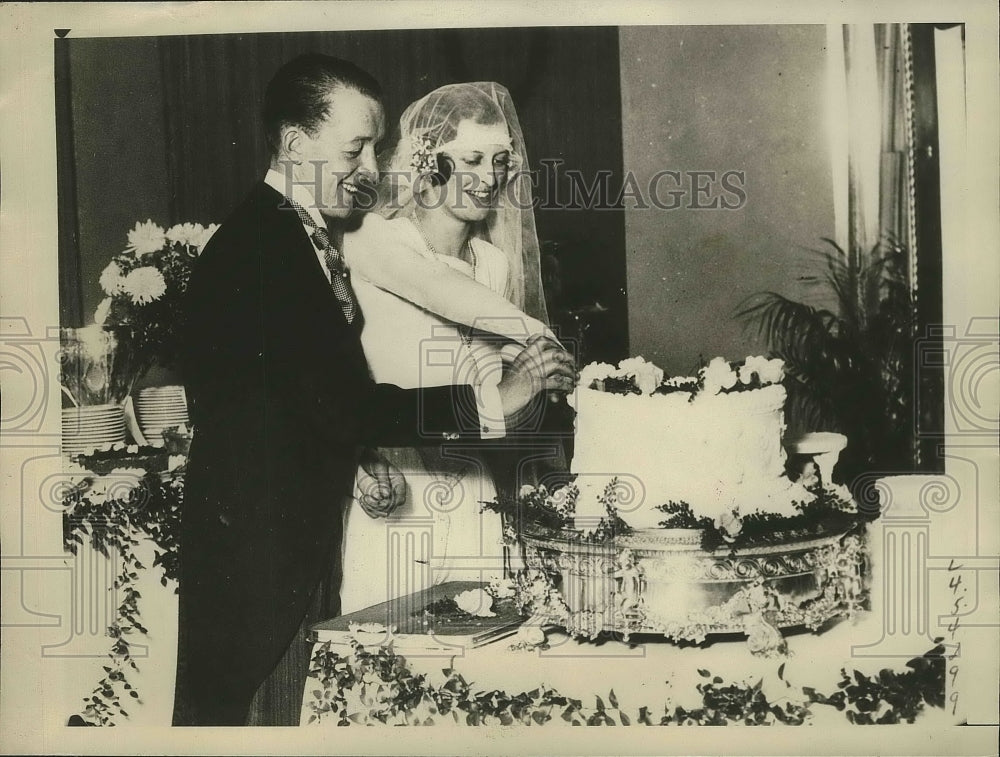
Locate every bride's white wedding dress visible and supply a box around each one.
[338,218,512,615]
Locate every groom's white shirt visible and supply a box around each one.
[263,169,506,439]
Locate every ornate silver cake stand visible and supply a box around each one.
[518,524,869,656]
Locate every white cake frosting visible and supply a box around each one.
[570,356,812,530]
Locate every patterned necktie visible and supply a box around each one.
[286,199,358,324]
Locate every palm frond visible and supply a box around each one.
[739,237,917,474]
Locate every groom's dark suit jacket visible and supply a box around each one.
[174,182,492,725]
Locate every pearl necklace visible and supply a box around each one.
[411,216,480,353]
[411,216,477,279]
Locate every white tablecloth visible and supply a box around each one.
[300,603,953,727]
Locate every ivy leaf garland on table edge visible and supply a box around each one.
[305,637,948,726]
[61,445,184,726]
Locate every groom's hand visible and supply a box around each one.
[357,449,407,518]
[498,335,577,419]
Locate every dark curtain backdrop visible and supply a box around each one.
[57,35,173,331]
[58,28,628,363]
[55,37,82,327]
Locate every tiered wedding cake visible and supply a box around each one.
[500,356,871,654]
[569,356,810,530]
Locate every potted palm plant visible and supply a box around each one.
[736,238,915,483]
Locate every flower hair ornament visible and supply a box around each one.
[409,133,437,177]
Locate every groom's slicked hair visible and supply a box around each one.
[263,53,382,156]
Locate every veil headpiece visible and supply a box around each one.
[377,82,547,323]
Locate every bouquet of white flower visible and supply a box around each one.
[94,220,218,377]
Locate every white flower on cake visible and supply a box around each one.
[94,297,112,325]
[579,361,616,388]
[714,508,744,542]
[122,266,167,304]
[617,356,664,394]
[454,588,496,617]
[125,220,167,256]
[760,358,784,384]
[741,355,768,383]
[518,484,536,498]
[98,262,126,295]
[579,357,665,395]
[741,355,785,385]
[700,357,738,395]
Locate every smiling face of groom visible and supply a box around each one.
[287,87,385,220]
[264,54,385,219]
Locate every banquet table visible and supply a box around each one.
[299,578,952,727]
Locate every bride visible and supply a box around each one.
[338,82,556,615]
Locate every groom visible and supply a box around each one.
[174,53,575,726]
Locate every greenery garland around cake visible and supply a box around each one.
[485,478,874,551]
[581,355,786,400]
[483,479,633,542]
[657,485,878,552]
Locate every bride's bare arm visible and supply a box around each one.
[343,214,554,346]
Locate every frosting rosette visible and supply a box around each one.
[617,356,665,395]
[741,355,785,386]
[700,357,739,396]
[579,357,664,395]
[579,361,617,388]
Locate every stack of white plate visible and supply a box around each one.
[62,404,126,456]
[135,385,189,443]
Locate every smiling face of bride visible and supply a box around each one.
[429,118,513,225]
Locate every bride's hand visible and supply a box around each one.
[498,335,577,418]
[356,449,407,518]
